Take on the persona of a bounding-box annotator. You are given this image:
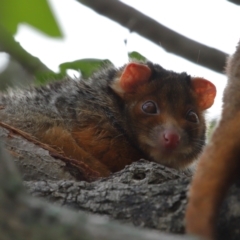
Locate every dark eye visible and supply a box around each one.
[142,101,158,114]
[186,110,199,123]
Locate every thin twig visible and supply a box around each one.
[0,121,100,181]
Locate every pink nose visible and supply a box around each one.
[163,130,180,149]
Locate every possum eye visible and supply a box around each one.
[186,110,199,123]
[142,101,158,114]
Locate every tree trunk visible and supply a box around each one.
[0,124,239,240]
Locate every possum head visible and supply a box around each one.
[110,62,216,169]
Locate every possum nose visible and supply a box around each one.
[163,130,180,149]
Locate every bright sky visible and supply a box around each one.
[1,0,240,119]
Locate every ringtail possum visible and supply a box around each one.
[0,62,216,177]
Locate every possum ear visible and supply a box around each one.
[191,77,217,110]
[111,63,151,95]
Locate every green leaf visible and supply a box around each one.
[128,51,147,62]
[59,59,114,78]
[35,59,114,84]
[35,71,66,85]
[0,0,62,37]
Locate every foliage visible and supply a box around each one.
[128,51,147,62]
[0,0,62,37]
[59,59,113,78]
[0,0,149,85]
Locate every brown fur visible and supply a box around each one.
[71,125,142,172]
[0,62,215,177]
[185,42,240,239]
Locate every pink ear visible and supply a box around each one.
[119,63,151,93]
[191,77,217,110]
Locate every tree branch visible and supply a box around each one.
[227,0,240,5]
[25,162,191,234]
[0,119,240,239]
[77,0,228,73]
[24,161,240,240]
[0,143,194,240]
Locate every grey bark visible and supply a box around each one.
[0,124,240,239]
[77,0,228,73]
[0,143,195,240]
[25,161,192,234]
[24,164,240,240]
[0,131,195,240]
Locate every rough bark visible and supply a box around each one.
[0,135,194,240]
[0,149,190,240]
[77,0,228,73]
[25,161,192,234]
[1,124,240,239]
[24,164,240,240]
